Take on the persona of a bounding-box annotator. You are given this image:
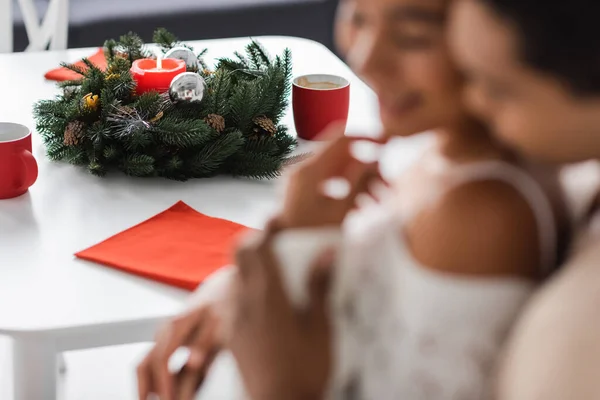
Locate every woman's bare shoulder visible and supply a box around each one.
[405,179,540,278]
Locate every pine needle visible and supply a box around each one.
[282,152,314,167]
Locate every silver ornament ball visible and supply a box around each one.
[164,47,199,70]
[169,72,206,103]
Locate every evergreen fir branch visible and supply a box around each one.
[64,147,88,165]
[100,88,119,111]
[105,75,135,104]
[243,137,280,155]
[217,58,247,73]
[87,120,112,147]
[153,28,200,56]
[80,67,105,98]
[34,100,69,139]
[273,125,297,156]
[126,130,153,150]
[64,95,86,121]
[59,62,87,77]
[103,145,120,161]
[153,28,179,51]
[167,102,205,121]
[104,39,118,62]
[234,51,250,69]
[246,40,272,69]
[58,80,83,89]
[254,67,284,118]
[46,141,70,161]
[34,99,67,122]
[108,57,133,74]
[205,70,232,116]
[81,58,103,74]
[282,152,313,167]
[133,92,165,120]
[197,49,209,71]
[88,160,107,177]
[117,32,148,63]
[271,49,292,124]
[234,69,267,80]
[62,87,81,103]
[283,48,293,82]
[157,156,188,181]
[120,154,155,177]
[153,117,218,148]
[226,152,281,180]
[186,130,244,177]
[165,155,184,171]
[228,81,260,133]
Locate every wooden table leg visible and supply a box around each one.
[13,338,57,400]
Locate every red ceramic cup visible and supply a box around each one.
[293,74,350,140]
[0,123,38,199]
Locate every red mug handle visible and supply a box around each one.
[16,149,38,192]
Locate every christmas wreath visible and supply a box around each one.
[34,29,302,180]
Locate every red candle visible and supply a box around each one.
[130,58,186,94]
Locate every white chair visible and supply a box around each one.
[0,0,70,53]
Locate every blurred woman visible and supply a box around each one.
[137,0,569,399]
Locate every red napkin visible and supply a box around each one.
[76,201,253,290]
[45,48,108,81]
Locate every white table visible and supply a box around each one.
[0,36,385,400]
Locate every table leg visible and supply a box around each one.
[13,338,57,400]
[58,353,67,374]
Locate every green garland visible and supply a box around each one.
[34,28,297,180]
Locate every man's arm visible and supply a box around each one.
[497,239,600,400]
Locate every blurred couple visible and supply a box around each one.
[137,0,600,399]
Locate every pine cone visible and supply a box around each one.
[205,114,226,133]
[253,115,277,137]
[64,121,85,146]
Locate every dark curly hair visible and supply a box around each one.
[480,0,600,96]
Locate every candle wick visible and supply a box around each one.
[157,54,163,70]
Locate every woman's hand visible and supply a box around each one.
[280,125,386,229]
[228,220,335,400]
[137,287,231,400]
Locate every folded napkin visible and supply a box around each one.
[76,201,253,290]
[45,48,108,81]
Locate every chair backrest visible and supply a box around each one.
[0,0,69,53]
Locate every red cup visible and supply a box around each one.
[293,74,350,140]
[0,123,38,199]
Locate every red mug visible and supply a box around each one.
[0,123,38,199]
[293,74,350,140]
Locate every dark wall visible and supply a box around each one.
[14,0,339,52]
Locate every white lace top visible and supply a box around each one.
[287,161,557,400]
[192,161,558,400]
